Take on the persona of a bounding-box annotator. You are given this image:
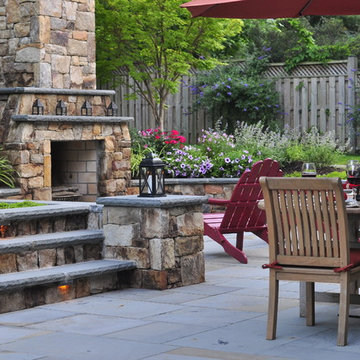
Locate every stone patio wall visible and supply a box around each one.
[97,195,208,290]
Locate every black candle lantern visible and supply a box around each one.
[32,99,44,115]
[138,153,166,197]
[56,100,67,115]
[81,101,92,116]
[106,102,118,116]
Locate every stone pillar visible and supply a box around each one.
[0,0,96,89]
[97,195,207,290]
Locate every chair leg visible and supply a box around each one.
[338,273,350,346]
[236,232,244,250]
[305,282,315,326]
[267,269,279,340]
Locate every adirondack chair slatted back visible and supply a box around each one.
[260,177,350,269]
[221,159,282,233]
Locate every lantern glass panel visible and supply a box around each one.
[138,156,166,197]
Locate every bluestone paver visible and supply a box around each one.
[0,233,360,360]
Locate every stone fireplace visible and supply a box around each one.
[0,0,133,200]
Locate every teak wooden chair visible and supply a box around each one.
[260,177,360,346]
[203,158,282,264]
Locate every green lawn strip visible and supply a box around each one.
[0,201,45,209]
[334,154,360,165]
[285,170,346,178]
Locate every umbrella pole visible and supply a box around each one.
[299,0,313,16]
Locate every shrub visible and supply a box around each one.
[234,121,345,169]
[191,50,282,131]
[0,149,16,188]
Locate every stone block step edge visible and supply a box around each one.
[0,260,137,291]
[0,229,105,254]
[0,202,101,223]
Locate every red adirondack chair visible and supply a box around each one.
[203,158,282,263]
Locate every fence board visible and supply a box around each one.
[101,57,358,146]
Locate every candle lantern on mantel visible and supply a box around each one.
[56,100,67,115]
[32,99,44,115]
[138,153,166,197]
[81,100,92,116]
[106,102,118,116]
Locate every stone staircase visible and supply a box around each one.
[0,201,137,313]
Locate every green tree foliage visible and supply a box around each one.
[226,17,360,70]
[95,0,243,129]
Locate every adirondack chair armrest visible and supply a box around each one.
[207,198,229,205]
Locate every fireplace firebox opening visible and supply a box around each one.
[51,141,102,202]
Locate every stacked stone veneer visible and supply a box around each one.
[0,88,133,200]
[0,0,96,89]
[97,195,207,290]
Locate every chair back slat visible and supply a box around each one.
[293,191,305,256]
[221,159,282,232]
[328,194,340,258]
[260,177,350,268]
[299,191,312,255]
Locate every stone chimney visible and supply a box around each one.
[0,0,133,201]
[0,0,96,89]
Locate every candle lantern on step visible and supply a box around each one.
[138,153,166,197]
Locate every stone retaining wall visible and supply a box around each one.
[128,178,238,212]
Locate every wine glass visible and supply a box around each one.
[346,160,359,180]
[301,163,317,177]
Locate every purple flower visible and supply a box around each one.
[244,84,248,87]
[225,158,231,163]
[226,85,231,89]
[227,92,232,96]
[216,92,221,97]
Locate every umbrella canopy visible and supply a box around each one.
[181,0,360,19]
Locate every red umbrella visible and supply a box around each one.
[181,0,360,19]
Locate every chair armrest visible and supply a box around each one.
[208,198,229,205]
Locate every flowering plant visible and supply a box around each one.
[135,128,186,156]
[163,129,253,178]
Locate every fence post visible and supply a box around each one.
[347,56,358,153]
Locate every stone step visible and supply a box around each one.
[0,259,137,292]
[0,201,102,237]
[0,259,137,313]
[0,229,104,254]
[0,230,105,273]
[0,201,93,222]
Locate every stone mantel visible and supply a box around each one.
[0,88,115,96]
[12,115,134,124]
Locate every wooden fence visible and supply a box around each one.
[102,56,359,146]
